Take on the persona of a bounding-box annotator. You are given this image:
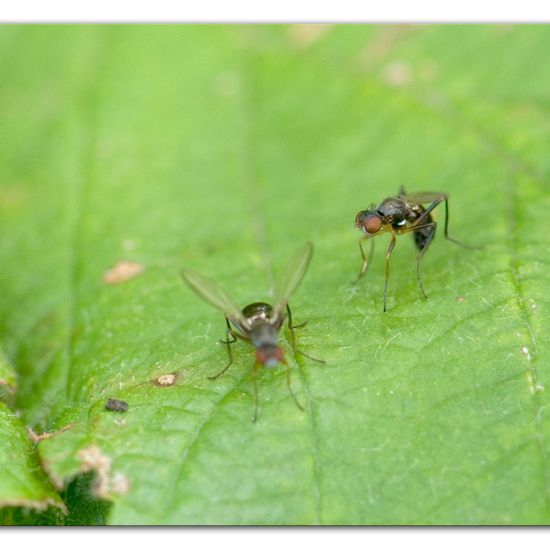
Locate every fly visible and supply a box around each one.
[354,186,479,312]
[181,242,323,422]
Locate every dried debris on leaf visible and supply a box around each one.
[28,423,74,443]
[154,373,177,387]
[102,260,144,284]
[78,445,130,498]
[358,25,416,69]
[0,378,15,395]
[288,24,332,48]
[382,60,412,87]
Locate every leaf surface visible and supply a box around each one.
[0,349,15,404]
[1,25,550,524]
[0,402,65,515]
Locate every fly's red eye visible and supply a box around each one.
[365,216,382,234]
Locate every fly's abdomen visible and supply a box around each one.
[411,206,436,252]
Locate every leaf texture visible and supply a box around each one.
[0,25,549,524]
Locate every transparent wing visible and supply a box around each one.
[403,191,448,205]
[181,269,248,326]
[272,242,314,320]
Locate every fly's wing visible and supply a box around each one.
[181,269,249,328]
[271,242,313,322]
[402,191,448,205]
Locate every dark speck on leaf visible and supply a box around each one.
[105,398,128,412]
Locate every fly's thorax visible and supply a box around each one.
[378,197,408,224]
[250,319,279,349]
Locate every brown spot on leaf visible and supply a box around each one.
[382,60,412,87]
[102,260,144,284]
[27,426,41,443]
[28,423,74,442]
[78,446,131,498]
[456,296,465,303]
[154,373,177,387]
[288,24,332,47]
[112,473,131,495]
[0,378,15,394]
[78,446,112,499]
[358,25,416,70]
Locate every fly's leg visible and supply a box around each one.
[416,223,437,298]
[409,194,479,250]
[286,304,325,364]
[252,362,261,423]
[208,317,238,380]
[354,234,376,284]
[399,222,438,300]
[441,197,480,249]
[285,361,304,412]
[284,306,308,413]
[383,233,397,313]
[286,303,307,330]
[409,196,445,226]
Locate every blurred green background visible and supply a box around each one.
[0,24,549,525]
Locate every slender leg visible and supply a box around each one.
[441,198,480,249]
[416,223,437,298]
[286,304,325,364]
[286,303,307,330]
[354,235,376,284]
[285,362,304,412]
[252,362,261,423]
[399,222,438,299]
[410,196,445,226]
[208,317,238,380]
[409,195,479,250]
[383,233,397,313]
[218,316,237,345]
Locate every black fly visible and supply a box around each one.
[181,243,323,422]
[354,187,479,312]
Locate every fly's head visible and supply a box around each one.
[355,206,383,235]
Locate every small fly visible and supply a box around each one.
[181,242,323,422]
[354,187,479,312]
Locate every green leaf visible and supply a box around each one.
[0,473,110,526]
[1,25,550,524]
[0,402,65,515]
[0,348,16,405]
